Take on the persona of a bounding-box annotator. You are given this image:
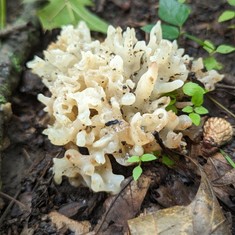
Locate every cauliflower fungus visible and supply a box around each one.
[27,22,223,194]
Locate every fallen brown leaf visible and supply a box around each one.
[49,211,91,234]
[95,175,151,234]
[203,152,235,211]
[128,170,231,235]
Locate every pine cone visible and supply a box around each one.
[203,117,233,147]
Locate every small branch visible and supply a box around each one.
[216,84,235,90]
[0,191,31,212]
[207,95,235,119]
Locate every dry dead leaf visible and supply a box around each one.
[128,170,231,235]
[94,175,151,234]
[49,211,91,234]
[203,152,235,212]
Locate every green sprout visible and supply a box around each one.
[218,0,235,28]
[182,82,208,126]
[0,0,6,29]
[220,149,235,168]
[127,153,157,181]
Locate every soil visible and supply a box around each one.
[1,0,235,234]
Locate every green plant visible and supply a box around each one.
[0,0,6,29]
[182,82,208,125]
[218,0,235,28]
[37,0,108,33]
[141,0,235,71]
[220,149,235,168]
[127,153,157,181]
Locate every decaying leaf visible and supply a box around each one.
[203,152,235,212]
[49,211,91,234]
[128,170,231,235]
[94,175,151,234]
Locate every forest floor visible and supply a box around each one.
[0,0,235,234]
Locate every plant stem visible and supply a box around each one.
[0,0,6,29]
[207,95,235,119]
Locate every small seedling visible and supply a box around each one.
[127,153,157,181]
[220,149,235,168]
[182,82,208,125]
[218,0,235,28]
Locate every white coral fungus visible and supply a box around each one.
[27,21,223,194]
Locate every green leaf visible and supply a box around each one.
[127,156,140,163]
[158,0,190,27]
[189,112,201,126]
[191,91,204,106]
[228,0,235,6]
[218,10,235,22]
[216,44,235,54]
[141,24,155,33]
[162,154,175,167]
[161,24,180,40]
[220,149,235,168]
[133,165,143,181]
[166,105,178,113]
[194,106,208,115]
[37,0,108,33]
[140,153,157,162]
[182,105,193,113]
[203,56,223,71]
[183,82,205,97]
[203,40,216,53]
[178,0,186,3]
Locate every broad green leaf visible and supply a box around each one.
[203,56,223,71]
[37,0,108,33]
[218,10,235,22]
[194,106,208,115]
[140,154,157,162]
[161,24,180,40]
[158,0,190,27]
[189,112,201,126]
[162,154,174,167]
[220,149,235,168]
[216,44,235,54]
[183,82,205,97]
[203,40,216,53]
[228,0,235,6]
[127,156,140,163]
[191,91,204,106]
[166,104,178,114]
[178,0,186,3]
[182,105,193,113]
[141,24,155,33]
[133,165,143,181]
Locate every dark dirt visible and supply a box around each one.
[1,0,235,234]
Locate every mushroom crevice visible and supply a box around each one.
[27,22,223,194]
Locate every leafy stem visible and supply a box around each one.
[127,153,157,181]
[0,0,6,29]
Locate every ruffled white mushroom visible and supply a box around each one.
[27,21,223,194]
